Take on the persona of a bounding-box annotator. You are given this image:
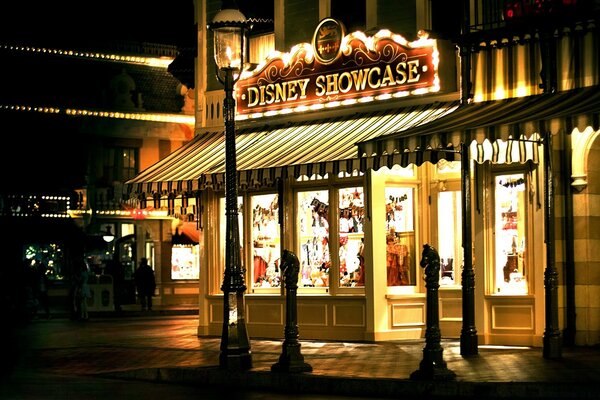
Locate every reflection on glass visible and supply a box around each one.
[251,193,281,288]
[385,187,415,286]
[438,190,462,286]
[338,187,365,287]
[494,173,528,295]
[297,190,330,288]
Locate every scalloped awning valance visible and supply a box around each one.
[126,101,459,197]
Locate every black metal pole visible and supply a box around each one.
[543,131,562,359]
[411,244,456,381]
[460,143,478,356]
[459,0,472,105]
[272,250,312,373]
[219,67,252,370]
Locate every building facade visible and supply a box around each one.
[0,33,197,314]
[128,0,600,347]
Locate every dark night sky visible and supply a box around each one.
[0,1,196,193]
[0,1,196,47]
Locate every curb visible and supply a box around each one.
[101,366,600,399]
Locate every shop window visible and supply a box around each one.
[218,196,244,287]
[103,146,138,183]
[338,187,365,287]
[297,190,330,289]
[494,172,528,295]
[23,243,65,281]
[251,193,281,288]
[121,223,134,237]
[437,190,462,286]
[385,187,416,286]
[433,160,462,286]
[171,245,200,280]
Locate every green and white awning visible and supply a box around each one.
[126,101,459,196]
[358,86,600,167]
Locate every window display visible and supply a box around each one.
[437,190,462,286]
[338,187,365,287]
[251,193,281,288]
[494,173,528,295]
[171,245,199,280]
[24,243,65,281]
[297,190,330,288]
[385,187,415,286]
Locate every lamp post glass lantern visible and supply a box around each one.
[209,1,252,371]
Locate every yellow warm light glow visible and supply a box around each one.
[413,88,431,95]
[376,93,392,100]
[394,91,410,98]
[2,103,193,124]
[1,44,174,68]
[516,86,528,97]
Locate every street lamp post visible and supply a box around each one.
[208,0,252,371]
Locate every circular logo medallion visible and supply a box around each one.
[312,18,345,65]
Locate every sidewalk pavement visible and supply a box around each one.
[14,305,600,399]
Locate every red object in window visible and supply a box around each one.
[131,209,147,220]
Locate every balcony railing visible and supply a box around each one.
[469,0,596,35]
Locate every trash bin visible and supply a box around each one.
[88,274,113,311]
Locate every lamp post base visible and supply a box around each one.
[219,351,252,371]
[410,348,456,381]
[219,292,252,371]
[271,342,313,373]
[460,330,479,357]
[410,364,457,381]
[543,332,562,359]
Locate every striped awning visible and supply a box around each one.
[126,101,459,196]
[358,86,600,167]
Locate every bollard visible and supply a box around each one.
[410,244,456,381]
[271,249,312,373]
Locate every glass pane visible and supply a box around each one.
[338,187,365,287]
[438,190,462,286]
[385,187,415,286]
[24,243,65,281]
[297,190,330,288]
[494,173,528,295]
[219,196,244,289]
[251,193,281,288]
[171,245,200,280]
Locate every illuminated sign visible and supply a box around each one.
[236,19,441,117]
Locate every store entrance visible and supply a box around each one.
[115,234,137,304]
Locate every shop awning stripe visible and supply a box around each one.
[126,101,460,196]
[358,86,600,163]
